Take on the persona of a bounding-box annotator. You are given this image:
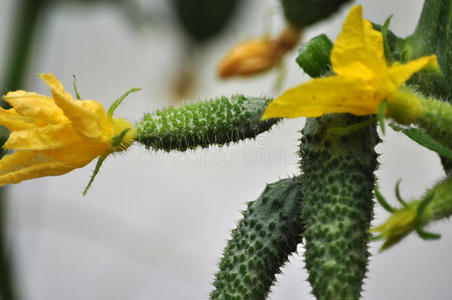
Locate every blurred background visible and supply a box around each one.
[0,0,451,299]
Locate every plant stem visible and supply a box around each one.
[0,1,48,299]
[403,0,452,101]
[410,0,444,55]
[1,0,48,97]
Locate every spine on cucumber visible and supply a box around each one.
[135,95,278,152]
[300,114,379,300]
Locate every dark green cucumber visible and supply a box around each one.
[135,95,278,152]
[300,115,379,300]
[170,0,240,42]
[211,177,304,300]
[296,34,333,78]
[280,0,351,28]
[296,30,378,299]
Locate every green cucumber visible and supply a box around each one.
[135,95,278,152]
[170,0,240,42]
[300,114,379,300]
[211,177,304,300]
[280,0,352,28]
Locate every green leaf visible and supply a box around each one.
[381,15,393,65]
[390,123,452,160]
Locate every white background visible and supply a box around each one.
[0,0,451,299]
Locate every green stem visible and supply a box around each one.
[409,0,444,56]
[417,96,452,172]
[0,180,15,300]
[388,86,452,173]
[403,0,451,100]
[1,0,46,95]
[418,97,452,144]
[1,0,48,98]
[0,1,48,299]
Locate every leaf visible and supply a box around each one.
[381,15,393,65]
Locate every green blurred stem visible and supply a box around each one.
[1,0,47,97]
[408,0,444,56]
[403,0,451,101]
[1,1,48,299]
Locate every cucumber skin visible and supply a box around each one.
[211,177,304,300]
[135,95,278,152]
[281,0,352,28]
[300,114,379,300]
[170,0,240,42]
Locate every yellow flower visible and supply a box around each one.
[0,73,136,188]
[372,207,417,251]
[262,5,438,119]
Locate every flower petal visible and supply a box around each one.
[0,108,36,131]
[38,73,112,143]
[41,143,109,165]
[379,55,439,95]
[0,151,36,174]
[3,91,66,124]
[331,5,386,77]
[0,151,76,186]
[263,76,378,119]
[4,122,81,151]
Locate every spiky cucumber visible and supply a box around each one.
[300,114,379,300]
[135,95,278,152]
[211,177,304,300]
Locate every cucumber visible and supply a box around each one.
[211,177,304,300]
[170,0,240,42]
[136,95,278,152]
[300,114,378,300]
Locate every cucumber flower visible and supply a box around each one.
[0,73,137,193]
[218,25,301,78]
[262,5,438,120]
